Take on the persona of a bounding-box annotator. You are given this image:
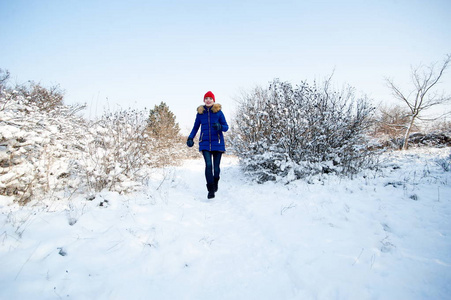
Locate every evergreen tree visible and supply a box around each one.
[148,101,180,141]
[147,102,183,165]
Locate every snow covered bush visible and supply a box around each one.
[82,109,154,193]
[0,87,88,203]
[0,95,180,202]
[230,78,378,183]
[0,71,186,203]
[14,81,65,112]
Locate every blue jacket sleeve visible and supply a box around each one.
[219,111,229,132]
[189,114,201,139]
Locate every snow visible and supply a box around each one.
[1,148,451,299]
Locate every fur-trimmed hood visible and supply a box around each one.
[197,103,222,114]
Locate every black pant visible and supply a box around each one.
[202,150,222,184]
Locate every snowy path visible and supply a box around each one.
[1,151,451,299]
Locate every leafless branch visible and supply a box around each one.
[385,54,451,149]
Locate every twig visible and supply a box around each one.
[280,202,296,215]
[15,242,41,280]
[352,248,364,266]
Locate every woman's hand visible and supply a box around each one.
[212,123,222,131]
[186,138,194,147]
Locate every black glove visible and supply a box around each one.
[186,138,194,147]
[212,122,222,131]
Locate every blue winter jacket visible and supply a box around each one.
[189,103,229,152]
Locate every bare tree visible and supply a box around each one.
[386,54,451,149]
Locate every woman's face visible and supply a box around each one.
[204,97,214,107]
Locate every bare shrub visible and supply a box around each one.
[14,81,65,112]
[425,118,451,135]
[371,104,414,140]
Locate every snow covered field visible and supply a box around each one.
[1,148,450,300]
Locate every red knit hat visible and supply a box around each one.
[204,91,215,102]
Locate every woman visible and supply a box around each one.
[187,91,229,199]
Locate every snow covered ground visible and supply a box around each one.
[1,148,450,300]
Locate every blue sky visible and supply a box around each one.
[1,0,450,132]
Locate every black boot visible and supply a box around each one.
[213,177,220,192]
[206,183,215,199]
